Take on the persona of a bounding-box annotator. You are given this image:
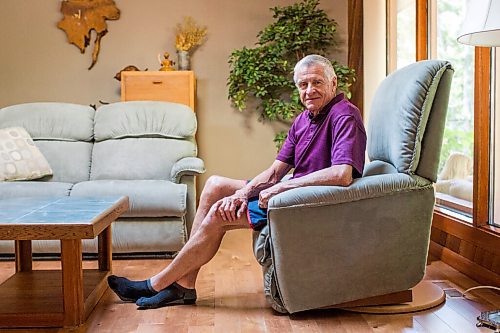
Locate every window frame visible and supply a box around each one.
[385,0,500,285]
[413,0,498,233]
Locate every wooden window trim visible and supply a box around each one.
[473,47,491,227]
[348,0,364,114]
[416,0,428,61]
[435,194,472,216]
[417,3,500,254]
[385,0,500,284]
[415,0,493,228]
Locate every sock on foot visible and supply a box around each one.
[107,275,157,302]
[136,282,197,309]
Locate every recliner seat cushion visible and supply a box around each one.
[70,180,187,217]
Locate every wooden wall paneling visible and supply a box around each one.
[431,213,500,285]
[429,241,500,287]
[433,213,500,256]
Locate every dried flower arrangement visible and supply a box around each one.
[175,16,207,52]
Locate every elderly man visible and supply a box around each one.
[108,54,367,309]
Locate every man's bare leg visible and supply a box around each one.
[108,176,250,304]
[174,176,246,289]
[150,176,249,291]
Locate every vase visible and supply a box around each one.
[177,50,191,70]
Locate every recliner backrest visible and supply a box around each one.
[367,60,454,182]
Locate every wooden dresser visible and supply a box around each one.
[121,71,196,111]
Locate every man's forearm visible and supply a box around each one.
[237,160,291,198]
[256,164,353,208]
[281,164,353,189]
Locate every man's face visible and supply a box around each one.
[296,64,337,115]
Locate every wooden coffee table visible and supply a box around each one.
[0,196,128,328]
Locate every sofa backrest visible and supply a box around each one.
[366,60,454,182]
[0,102,95,183]
[92,101,197,180]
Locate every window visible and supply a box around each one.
[386,0,500,286]
[431,0,475,218]
[388,0,496,227]
[387,0,416,72]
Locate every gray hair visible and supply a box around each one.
[293,54,336,83]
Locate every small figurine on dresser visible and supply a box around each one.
[158,52,176,71]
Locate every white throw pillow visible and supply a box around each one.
[0,127,53,181]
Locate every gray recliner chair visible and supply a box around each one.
[253,60,454,314]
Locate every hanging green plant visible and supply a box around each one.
[228,0,355,149]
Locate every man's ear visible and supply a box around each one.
[332,76,338,91]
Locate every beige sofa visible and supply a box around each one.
[0,101,204,255]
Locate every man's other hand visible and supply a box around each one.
[214,193,248,222]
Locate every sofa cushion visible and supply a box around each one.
[36,141,92,183]
[0,181,72,199]
[90,138,196,180]
[70,180,187,217]
[0,127,53,181]
[94,101,196,141]
[0,102,94,141]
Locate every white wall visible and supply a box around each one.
[363,0,387,124]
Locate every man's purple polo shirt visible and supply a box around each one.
[276,93,366,179]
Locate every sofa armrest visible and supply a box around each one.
[268,173,431,210]
[170,157,205,182]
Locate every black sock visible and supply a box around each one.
[107,275,157,302]
[136,282,197,309]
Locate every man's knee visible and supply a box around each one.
[200,176,230,202]
[204,175,226,192]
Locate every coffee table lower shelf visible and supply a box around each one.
[0,269,110,328]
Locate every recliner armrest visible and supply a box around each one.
[170,157,205,182]
[268,173,432,210]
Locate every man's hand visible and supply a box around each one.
[258,184,282,209]
[213,191,248,222]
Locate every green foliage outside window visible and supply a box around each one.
[227,0,355,149]
[436,0,474,172]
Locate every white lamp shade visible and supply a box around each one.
[458,0,500,46]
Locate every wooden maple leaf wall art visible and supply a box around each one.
[57,0,120,70]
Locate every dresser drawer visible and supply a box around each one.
[121,71,195,111]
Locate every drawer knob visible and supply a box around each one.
[152,81,163,85]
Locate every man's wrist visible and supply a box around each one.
[235,189,249,199]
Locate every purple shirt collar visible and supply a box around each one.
[307,93,345,122]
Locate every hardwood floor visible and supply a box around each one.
[0,229,498,332]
